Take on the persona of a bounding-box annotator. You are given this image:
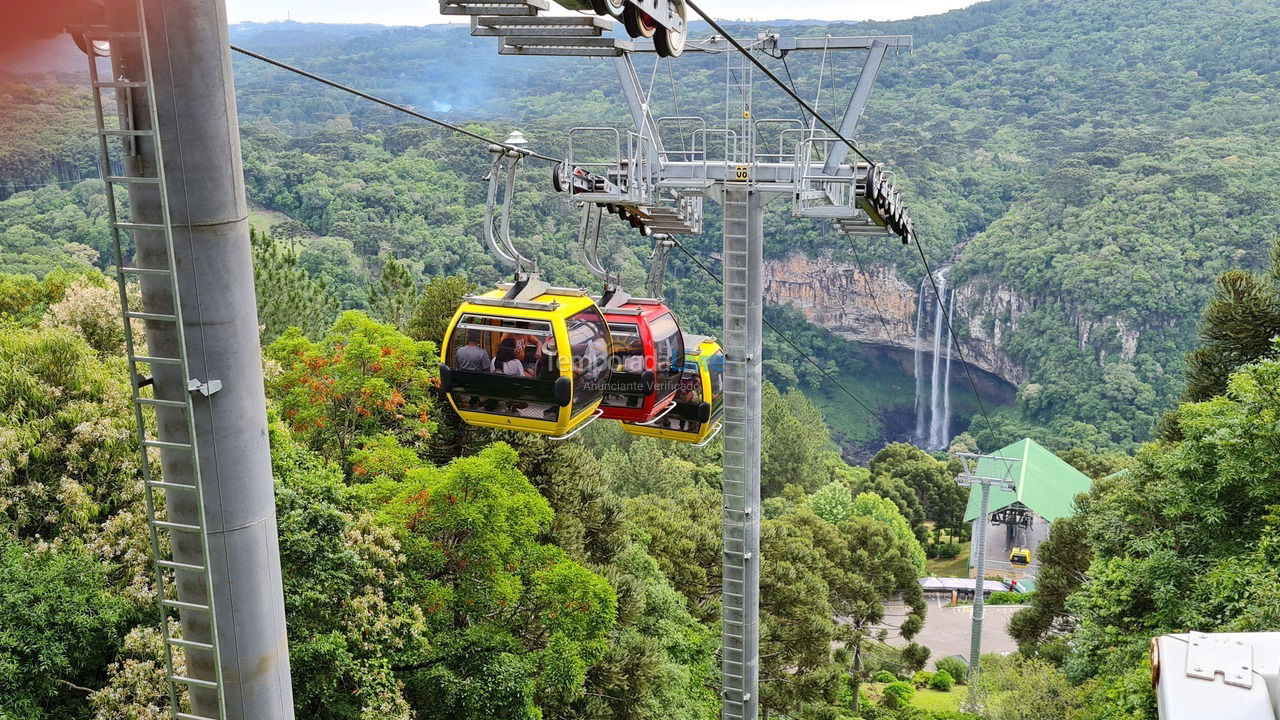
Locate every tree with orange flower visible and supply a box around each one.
[266,311,437,464]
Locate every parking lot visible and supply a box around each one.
[880,594,1024,667]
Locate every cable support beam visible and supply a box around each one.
[229,45,564,164]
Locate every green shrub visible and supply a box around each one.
[911,670,934,687]
[926,542,962,560]
[0,541,132,716]
[882,680,915,710]
[873,670,897,683]
[901,642,931,671]
[929,669,955,691]
[934,656,968,685]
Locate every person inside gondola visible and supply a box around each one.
[674,375,702,431]
[534,337,558,379]
[622,338,646,374]
[521,336,540,374]
[455,329,491,372]
[493,337,531,377]
[533,337,560,418]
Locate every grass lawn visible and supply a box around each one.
[912,687,963,712]
[247,204,297,233]
[925,540,971,577]
[863,683,964,713]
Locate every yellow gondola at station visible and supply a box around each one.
[1010,547,1032,567]
[623,334,724,445]
[440,277,613,439]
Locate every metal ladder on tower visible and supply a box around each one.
[81,3,227,718]
[720,185,760,720]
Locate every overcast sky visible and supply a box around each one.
[224,0,980,25]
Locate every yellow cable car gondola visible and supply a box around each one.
[439,278,613,439]
[623,334,723,445]
[1010,547,1032,567]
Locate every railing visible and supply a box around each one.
[751,118,803,164]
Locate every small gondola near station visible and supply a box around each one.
[963,438,1093,578]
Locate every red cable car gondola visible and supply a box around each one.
[597,289,686,425]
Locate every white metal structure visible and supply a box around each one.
[443,0,690,57]
[558,33,913,720]
[1154,632,1280,720]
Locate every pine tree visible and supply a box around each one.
[1183,239,1280,401]
[366,258,418,331]
[406,274,475,348]
[250,227,339,343]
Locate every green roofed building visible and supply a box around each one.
[963,438,1092,576]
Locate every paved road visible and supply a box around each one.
[880,595,1024,667]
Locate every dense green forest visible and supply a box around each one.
[1,269,954,718]
[5,0,1280,718]
[6,226,1280,720]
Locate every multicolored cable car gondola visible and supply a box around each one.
[623,334,724,445]
[598,292,686,424]
[439,279,613,439]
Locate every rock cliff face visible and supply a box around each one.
[764,252,1145,389]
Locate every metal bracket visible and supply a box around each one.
[547,409,604,442]
[188,378,222,397]
[578,202,611,282]
[598,284,633,310]
[503,272,550,303]
[646,235,676,297]
[485,142,536,272]
[613,54,665,177]
[823,39,889,174]
[1186,632,1254,689]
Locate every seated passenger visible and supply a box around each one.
[455,330,491,372]
[521,337,540,373]
[493,338,530,377]
[534,338,559,380]
[622,344,646,374]
[676,376,701,404]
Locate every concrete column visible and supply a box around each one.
[111,0,294,716]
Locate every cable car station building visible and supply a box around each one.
[963,438,1092,578]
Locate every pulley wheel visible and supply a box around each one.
[654,0,687,58]
[592,0,626,20]
[623,4,658,39]
[551,162,565,193]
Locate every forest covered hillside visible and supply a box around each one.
[5,0,1280,455]
[5,1,1280,719]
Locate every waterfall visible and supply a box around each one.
[913,270,955,451]
[941,289,956,447]
[913,277,928,441]
[927,273,948,449]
